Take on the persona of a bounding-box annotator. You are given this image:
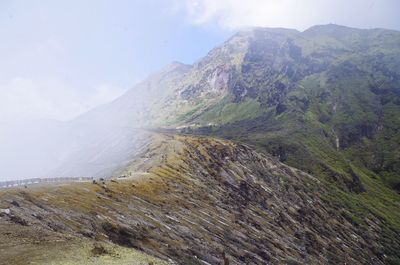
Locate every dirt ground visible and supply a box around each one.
[0,222,171,265]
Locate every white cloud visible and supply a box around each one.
[0,77,126,122]
[175,0,397,31]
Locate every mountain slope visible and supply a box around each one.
[1,24,400,264]
[0,120,152,180]
[53,24,400,263]
[167,24,400,194]
[0,134,395,264]
[102,24,400,263]
[5,24,399,190]
[85,25,400,195]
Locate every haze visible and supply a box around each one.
[0,0,399,181]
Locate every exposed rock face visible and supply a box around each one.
[205,65,233,93]
[0,134,388,264]
[179,65,234,100]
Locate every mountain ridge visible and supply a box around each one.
[1,24,400,263]
[0,134,393,264]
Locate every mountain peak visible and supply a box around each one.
[161,61,192,72]
[168,60,189,67]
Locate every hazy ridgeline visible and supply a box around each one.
[0,61,189,182]
[0,112,150,181]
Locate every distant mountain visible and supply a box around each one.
[0,119,151,180]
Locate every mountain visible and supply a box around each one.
[97,24,400,263]
[1,24,400,264]
[0,62,192,181]
[5,24,399,187]
[85,24,400,195]
[150,24,400,194]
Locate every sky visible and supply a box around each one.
[0,0,399,122]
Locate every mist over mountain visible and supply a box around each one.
[0,61,193,181]
[133,24,400,194]
[1,24,400,264]
[40,23,400,193]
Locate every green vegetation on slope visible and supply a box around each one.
[170,25,400,263]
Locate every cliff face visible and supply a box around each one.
[0,134,393,264]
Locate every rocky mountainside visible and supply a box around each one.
[87,24,400,194]
[1,24,400,264]
[0,134,395,264]
[157,24,400,194]
[84,24,400,263]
